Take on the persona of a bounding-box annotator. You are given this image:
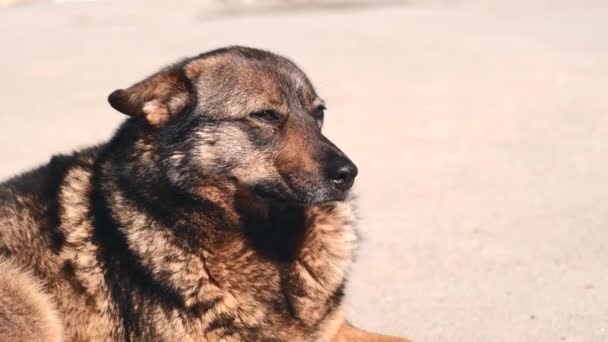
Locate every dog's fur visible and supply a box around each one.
[0,46,409,341]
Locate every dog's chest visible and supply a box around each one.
[183,202,359,341]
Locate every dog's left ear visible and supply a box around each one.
[108,66,192,126]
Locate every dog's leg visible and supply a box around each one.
[331,322,413,342]
[0,258,64,342]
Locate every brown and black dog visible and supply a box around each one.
[0,46,410,341]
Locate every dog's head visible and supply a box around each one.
[108,47,357,204]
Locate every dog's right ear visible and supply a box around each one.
[108,66,192,126]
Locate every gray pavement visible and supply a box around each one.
[1,1,608,341]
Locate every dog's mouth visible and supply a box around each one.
[252,182,348,205]
[252,183,292,202]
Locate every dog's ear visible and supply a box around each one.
[108,65,192,126]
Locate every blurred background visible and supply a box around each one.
[1,1,608,341]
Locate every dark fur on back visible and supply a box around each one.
[0,47,409,342]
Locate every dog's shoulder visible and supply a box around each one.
[0,258,64,342]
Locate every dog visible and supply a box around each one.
[0,46,410,341]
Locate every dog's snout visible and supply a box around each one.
[326,156,358,191]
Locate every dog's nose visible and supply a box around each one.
[326,156,358,191]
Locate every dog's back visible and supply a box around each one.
[0,154,75,263]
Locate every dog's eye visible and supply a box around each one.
[250,110,283,124]
[313,106,325,128]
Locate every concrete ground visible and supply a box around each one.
[1,1,608,341]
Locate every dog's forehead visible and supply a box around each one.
[184,48,320,117]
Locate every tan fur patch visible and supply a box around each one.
[0,259,64,342]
